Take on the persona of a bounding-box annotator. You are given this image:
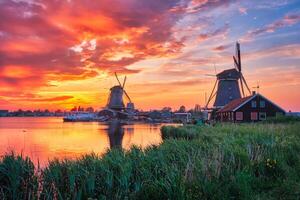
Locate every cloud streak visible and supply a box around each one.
[243,13,300,41]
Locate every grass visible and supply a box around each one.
[0,153,38,200]
[264,115,300,124]
[1,123,300,199]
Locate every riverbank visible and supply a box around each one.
[1,122,299,199]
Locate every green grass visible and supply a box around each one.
[1,123,300,199]
[264,115,300,124]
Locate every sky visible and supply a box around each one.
[0,0,300,111]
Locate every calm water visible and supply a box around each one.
[0,117,166,166]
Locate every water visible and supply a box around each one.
[0,117,167,166]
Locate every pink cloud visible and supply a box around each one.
[238,7,247,15]
[244,13,300,41]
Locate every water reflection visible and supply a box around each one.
[107,120,124,149]
[0,117,165,167]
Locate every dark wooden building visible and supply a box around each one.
[216,92,285,122]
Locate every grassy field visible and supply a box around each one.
[1,122,300,199]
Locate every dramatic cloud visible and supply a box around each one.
[0,0,299,110]
[0,0,185,87]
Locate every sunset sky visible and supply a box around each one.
[0,0,300,111]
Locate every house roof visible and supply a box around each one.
[217,95,253,112]
[217,93,286,113]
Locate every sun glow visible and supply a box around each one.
[0,0,299,111]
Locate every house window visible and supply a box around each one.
[236,112,243,121]
[251,112,258,121]
[259,112,266,120]
[251,101,257,108]
[260,100,265,108]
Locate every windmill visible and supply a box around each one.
[205,42,251,109]
[106,72,134,111]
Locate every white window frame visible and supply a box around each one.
[259,112,266,120]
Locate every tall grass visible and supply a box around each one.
[0,153,38,200]
[1,123,300,199]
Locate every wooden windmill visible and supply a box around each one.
[107,73,133,110]
[205,42,251,108]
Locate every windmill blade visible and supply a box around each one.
[205,74,216,77]
[240,78,245,97]
[114,72,122,86]
[238,53,241,72]
[205,79,217,108]
[206,92,217,109]
[122,76,127,88]
[233,56,239,71]
[214,64,217,75]
[236,42,241,72]
[123,89,132,103]
[241,74,251,95]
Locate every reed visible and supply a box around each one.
[0,153,38,200]
[1,123,300,199]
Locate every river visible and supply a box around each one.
[0,117,167,166]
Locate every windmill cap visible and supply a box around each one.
[110,85,123,90]
[217,68,240,79]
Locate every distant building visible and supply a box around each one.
[216,92,285,122]
[174,112,192,123]
[0,110,9,117]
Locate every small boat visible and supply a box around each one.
[63,112,110,122]
[63,112,95,122]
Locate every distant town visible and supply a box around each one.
[0,104,202,123]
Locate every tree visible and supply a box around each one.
[178,105,186,113]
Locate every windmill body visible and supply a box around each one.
[107,86,125,110]
[213,68,241,107]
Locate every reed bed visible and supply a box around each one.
[1,123,300,199]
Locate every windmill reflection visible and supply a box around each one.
[107,120,124,149]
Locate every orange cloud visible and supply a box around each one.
[0,0,299,111]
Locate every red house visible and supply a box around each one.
[216,92,285,122]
